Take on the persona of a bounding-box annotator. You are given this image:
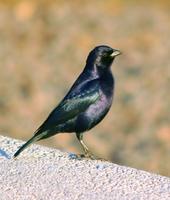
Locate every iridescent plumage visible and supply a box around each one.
[14,45,121,158]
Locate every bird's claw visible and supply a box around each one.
[81,153,109,161]
[81,153,96,159]
[69,152,108,161]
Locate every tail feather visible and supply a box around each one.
[13,134,43,158]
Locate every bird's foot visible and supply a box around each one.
[68,152,109,161]
[83,151,109,161]
[81,154,109,161]
[75,153,108,161]
[80,152,96,160]
[68,152,96,160]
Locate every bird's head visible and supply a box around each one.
[86,45,121,71]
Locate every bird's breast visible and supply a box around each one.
[75,87,113,133]
[87,88,113,120]
[75,71,114,133]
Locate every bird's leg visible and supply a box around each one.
[76,133,95,159]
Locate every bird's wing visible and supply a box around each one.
[35,79,100,132]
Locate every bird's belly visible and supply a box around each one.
[75,94,112,133]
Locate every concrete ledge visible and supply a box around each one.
[0,135,170,200]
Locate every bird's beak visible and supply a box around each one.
[110,50,122,57]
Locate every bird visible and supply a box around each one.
[13,45,121,159]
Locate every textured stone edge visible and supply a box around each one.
[0,135,170,200]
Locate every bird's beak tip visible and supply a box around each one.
[111,50,122,57]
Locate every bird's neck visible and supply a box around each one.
[84,62,113,82]
[84,63,100,79]
[100,68,114,84]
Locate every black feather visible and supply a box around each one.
[13,45,121,157]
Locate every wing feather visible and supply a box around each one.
[35,79,100,133]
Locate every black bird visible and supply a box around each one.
[14,45,121,158]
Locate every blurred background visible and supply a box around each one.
[0,0,170,176]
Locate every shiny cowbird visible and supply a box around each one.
[14,45,121,158]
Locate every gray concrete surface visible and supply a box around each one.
[0,135,170,200]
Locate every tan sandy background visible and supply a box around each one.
[0,0,170,176]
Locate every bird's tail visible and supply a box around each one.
[13,133,43,158]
